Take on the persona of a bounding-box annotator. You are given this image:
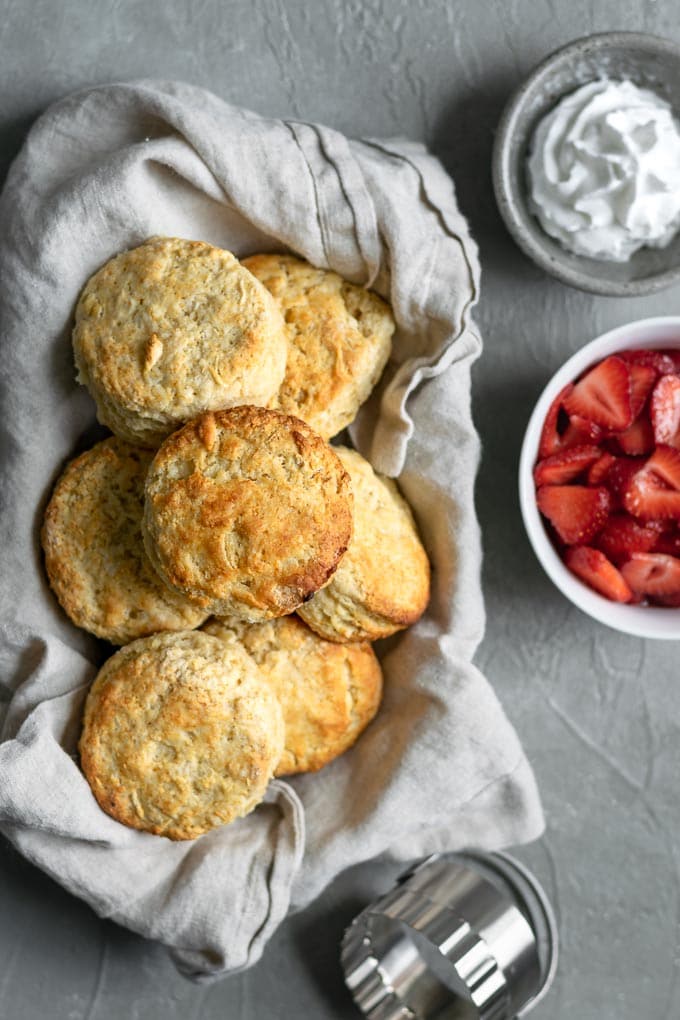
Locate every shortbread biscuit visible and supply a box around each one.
[204,615,382,775]
[73,237,288,446]
[79,631,284,840]
[243,254,394,439]
[41,437,208,645]
[143,407,353,621]
[298,447,430,642]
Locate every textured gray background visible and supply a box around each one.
[1,2,678,1018]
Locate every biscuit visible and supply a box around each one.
[73,237,288,447]
[298,447,430,641]
[143,407,353,621]
[243,254,394,439]
[41,437,208,645]
[79,631,284,840]
[203,615,382,775]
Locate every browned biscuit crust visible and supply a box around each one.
[73,237,288,446]
[143,407,353,621]
[203,615,383,775]
[79,631,284,840]
[41,437,208,645]
[243,254,394,439]
[298,446,430,642]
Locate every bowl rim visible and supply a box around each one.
[519,315,680,639]
[492,31,680,297]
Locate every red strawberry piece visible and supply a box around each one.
[560,415,604,447]
[533,444,601,487]
[605,456,646,504]
[652,591,680,607]
[650,374,680,450]
[628,363,657,420]
[666,350,680,374]
[653,528,680,557]
[587,451,617,486]
[537,485,611,545]
[565,546,633,602]
[563,355,633,431]
[621,552,680,596]
[616,415,655,456]
[538,383,574,458]
[596,512,663,565]
[645,444,680,488]
[623,446,680,521]
[620,349,676,375]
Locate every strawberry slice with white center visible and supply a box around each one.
[533,444,601,487]
[621,552,680,596]
[537,485,611,545]
[623,445,680,520]
[565,546,633,602]
[563,355,633,431]
[650,374,680,450]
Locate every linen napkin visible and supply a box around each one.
[0,80,544,980]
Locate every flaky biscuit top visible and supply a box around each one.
[41,436,208,644]
[243,253,394,439]
[298,446,430,642]
[143,407,354,621]
[73,237,288,446]
[204,615,382,775]
[79,631,285,841]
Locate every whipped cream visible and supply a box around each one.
[527,79,680,262]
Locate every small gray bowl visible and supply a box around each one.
[493,32,680,296]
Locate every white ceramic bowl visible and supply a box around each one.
[519,316,680,639]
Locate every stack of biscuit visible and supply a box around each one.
[42,237,431,841]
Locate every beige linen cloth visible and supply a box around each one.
[0,81,544,980]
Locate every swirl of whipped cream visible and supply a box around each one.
[528,79,680,262]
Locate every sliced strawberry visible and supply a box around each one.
[605,456,646,504]
[621,552,680,596]
[560,415,605,448]
[538,383,574,458]
[537,485,610,545]
[596,512,663,565]
[563,356,633,431]
[565,546,633,602]
[628,363,657,419]
[587,451,617,486]
[650,374,680,450]
[667,350,680,374]
[652,591,680,607]
[623,446,680,520]
[646,445,680,489]
[653,528,680,557]
[620,349,676,375]
[616,416,655,455]
[533,445,601,486]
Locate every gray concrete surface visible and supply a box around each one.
[1,2,679,1018]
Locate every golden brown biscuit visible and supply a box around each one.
[41,437,208,645]
[79,631,284,840]
[73,237,288,447]
[203,615,382,775]
[243,254,394,439]
[143,407,353,622]
[298,447,430,642]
